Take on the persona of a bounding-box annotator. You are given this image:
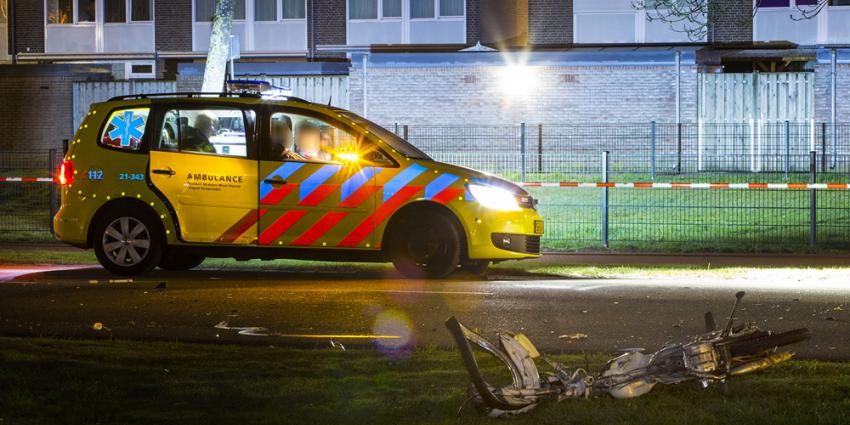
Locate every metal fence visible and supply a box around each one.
[3,122,850,251]
[0,150,60,241]
[390,122,850,251]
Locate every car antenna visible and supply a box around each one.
[328,95,332,106]
[721,291,746,337]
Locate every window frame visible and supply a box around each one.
[46,0,89,25]
[46,0,153,25]
[194,0,248,23]
[260,106,398,168]
[104,0,153,25]
[348,0,403,21]
[347,0,465,22]
[151,102,258,161]
[253,0,279,21]
[280,0,307,20]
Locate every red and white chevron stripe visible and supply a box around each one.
[0,177,55,183]
[519,182,850,190]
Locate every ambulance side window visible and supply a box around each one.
[156,107,248,158]
[100,108,150,151]
[264,112,391,166]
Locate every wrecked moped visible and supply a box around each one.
[446,291,810,417]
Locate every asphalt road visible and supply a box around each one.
[1,263,849,360]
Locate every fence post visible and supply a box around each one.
[821,122,827,172]
[394,122,399,136]
[650,121,657,180]
[676,122,683,174]
[784,120,790,180]
[809,150,817,247]
[601,151,609,248]
[537,124,543,174]
[48,149,57,236]
[402,125,408,141]
[520,122,527,183]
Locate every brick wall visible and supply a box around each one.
[466,0,481,45]
[155,0,193,52]
[349,64,698,125]
[0,71,73,151]
[315,0,346,46]
[13,0,45,54]
[528,0,571,45]
[708,0,752,44]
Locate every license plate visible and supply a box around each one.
[534,220,544,235]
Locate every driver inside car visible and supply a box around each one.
[183,112,218,154]
[295,121,331,161]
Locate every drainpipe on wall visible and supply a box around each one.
[675,49,681,125]
[362,54,369,118]
[831,48,837,169]
[9,0,16,64]
[309,0,316,60]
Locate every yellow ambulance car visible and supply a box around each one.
[54,92,543,278]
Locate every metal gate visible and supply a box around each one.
[698,72,815,172]
[265,76,349,109]
[72,80,177,131]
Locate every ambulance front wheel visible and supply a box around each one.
[93,206,163,276]
[387,207,462,279]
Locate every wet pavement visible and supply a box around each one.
[1,263,849,360]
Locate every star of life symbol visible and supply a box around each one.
[108,111,145,147]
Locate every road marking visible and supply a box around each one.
[215,322,401,339]
[273,333,401,339]
[371,289,492,296]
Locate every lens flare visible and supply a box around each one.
[372,308,415,357]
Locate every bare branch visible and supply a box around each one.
[633,0,825,42]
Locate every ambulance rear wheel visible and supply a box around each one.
[159,250,206,271]
[93,208,163,276]
[388,209,462,279]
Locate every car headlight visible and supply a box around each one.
[468,184,521,211]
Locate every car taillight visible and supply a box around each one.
[58,159,74,185]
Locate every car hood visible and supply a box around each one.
[433,162,528,195]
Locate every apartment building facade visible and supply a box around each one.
[2,0,849,149]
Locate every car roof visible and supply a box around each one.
[92,93,345,114]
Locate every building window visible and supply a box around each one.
[255,0,276,20]
[105,0,151,23]
[196,0,246,22]
[131,0,152,21]
[282,0,305,19]
[383,0,402,18]
[830,0,850,5]
[410,0,434,18]
[105,0,126,22]
[439,0,462,16]
[78,0,95,22]
[47,0,74,24]
[350,0,377,19]
[759,0,789,6]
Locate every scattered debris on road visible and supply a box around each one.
[557,332,588,341]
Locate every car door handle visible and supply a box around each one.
[152,168,176,176]
[264,178,286,185]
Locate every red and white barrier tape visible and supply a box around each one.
[0,177,847,190]
[519,182,850,190]
[0,177,54,183]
